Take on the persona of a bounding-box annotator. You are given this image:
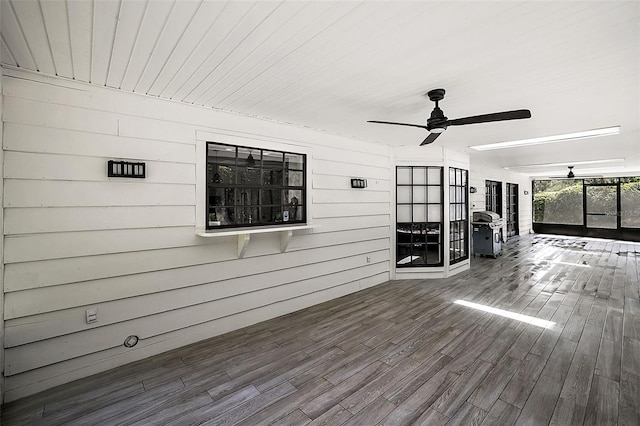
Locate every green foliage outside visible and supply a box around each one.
[533,181,584,224]
[533,178,640,227]
[621,181,640,227]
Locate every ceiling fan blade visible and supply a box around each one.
[420,133,441,146]
[547,175,603,179]
[447,109,531,126]
[367,120,428,130]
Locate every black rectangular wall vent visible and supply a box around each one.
[108,160,146,178]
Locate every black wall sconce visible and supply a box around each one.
[108,160,146,178]
[351,178,368,189]
[469,186,477,193]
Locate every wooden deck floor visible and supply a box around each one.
[3,234,640,425]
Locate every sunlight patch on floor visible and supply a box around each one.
[454,299,556,329]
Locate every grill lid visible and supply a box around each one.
[472,211,501,223]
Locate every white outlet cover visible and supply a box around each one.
[86,308,97,323]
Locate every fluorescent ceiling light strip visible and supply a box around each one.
[504,158,625,170]
[454,299,555,329]
[470,126,620,151]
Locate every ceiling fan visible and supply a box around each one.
[368,88,531,145]
[548,166,602,179]
[567,166,575,178]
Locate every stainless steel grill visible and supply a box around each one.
[472,211,503,258]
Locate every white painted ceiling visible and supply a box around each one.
[2,0,639,177]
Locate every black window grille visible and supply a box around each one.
[506,183,519,237]
[485,180,502,216]
[206,142,306,229]
[396,166,444,267]
[450,168,469,264]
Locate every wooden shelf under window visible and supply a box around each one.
[196,224,315,258]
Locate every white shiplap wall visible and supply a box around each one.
[469,161,533,238]
[1,69,392,401]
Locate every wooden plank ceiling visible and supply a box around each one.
[1,1,639,175]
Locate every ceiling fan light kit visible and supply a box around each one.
[368,88,531,146]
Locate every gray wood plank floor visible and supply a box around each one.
[3,234,640,425]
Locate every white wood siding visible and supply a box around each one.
[1,70,392,401]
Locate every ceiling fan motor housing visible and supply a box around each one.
[427,109,448,132]
[426,88,448,132]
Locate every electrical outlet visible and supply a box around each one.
[86,308,97,324]
[366,256,371,263]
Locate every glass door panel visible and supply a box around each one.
[506,183,519,238]
[621,179,640,228]
[585,185,618,229]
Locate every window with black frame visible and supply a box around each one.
[206,142,306,229]
[449,168,469,264]
[532,180,583,225]
[485,180,502,216]
[396,166,444,267]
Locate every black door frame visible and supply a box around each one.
[485,180,502,217]
[506,182,519,237]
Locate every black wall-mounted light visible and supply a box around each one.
[469,186,477,193]
[108,160,145,178]
[351,178,368,188]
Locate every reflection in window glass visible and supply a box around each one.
[621,178,640,228]
[286,170,304,187]
[261,189,282,206]
[207,142,306,229]
[396,166,443,267]
[533,180,583,225]
[586,214,617,229]
[263,169,283,186]
[285,153,304,171]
